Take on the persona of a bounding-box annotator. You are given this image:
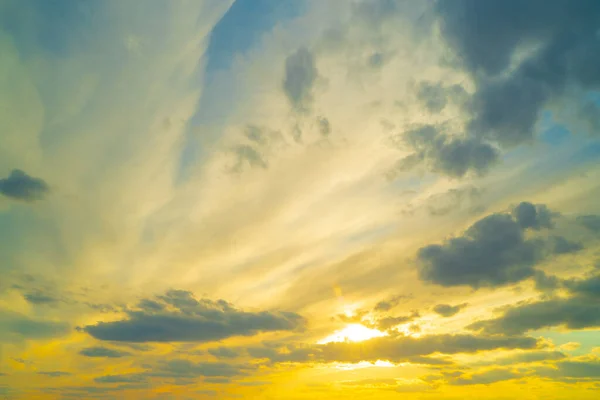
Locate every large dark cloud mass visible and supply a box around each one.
[437,0,600,146]
[417,202,558,288]
[0,169,49,202]
[83,290,305,343]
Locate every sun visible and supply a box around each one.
[318,324,386,344]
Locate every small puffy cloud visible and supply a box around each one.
[83,289,305,343]
[0,310,69,341]
[283,47,318,112]
[417,212,544,288]
[433,303,468,318]
[79,346,131,358]
[469,274,600,334]
[0,169,49,202]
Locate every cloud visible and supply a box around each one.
[450,368,520,386]
[152,359,254,378]
[245,333,541,365]
[375,311,420,331]
[437,0,600,147]
[473,350,567,367]
[208,347,241,359]
[283,47,318,112]
[0,310,69,341]
[468,274,600,334]
[433,303,468,317]
[416,82,467,114]
[511,202,555,230]
[83,290,305,343]
[373,295,409,312]
[537,359,600,381]
[550,236,583,254]
[577,215,600,233]
[317,333,541,364]
[22,291,59,305]
[38,371,72,377]
[417,205,550,288]
[79,346,131,358]
[0,169,49,202]
[395,125,499,178]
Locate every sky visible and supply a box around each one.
[0,0,599,399]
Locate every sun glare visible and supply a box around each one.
[318,324,386,344]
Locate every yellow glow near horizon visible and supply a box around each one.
[318,324,386,344]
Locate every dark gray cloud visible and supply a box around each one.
[450,368,520,386]
[437,0,600,147]
[38,371,72,377]
[577,215,600,233]
[22,291,59,305]
[0,310,69,341]
[0,169,49,202]
[417,212,544,288]
[152,359,254,378]
[283,47,318,112]
[469,273,600,334]
[317,333,540,364]
[416,82,467,113]
[94,359,254,386]
[433,303,468,317]
[473,350,566,367]
[94,374,147,384]
[83,290,305,343]
[208,346,241,359]
[512,202,555,230]
[375,311,420,331]
[550,236,583,254]
[79,346,131,358]
[241,332,539,366]
[373,295,409,312]
[395,125,498,178]
[536,359,600,381]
